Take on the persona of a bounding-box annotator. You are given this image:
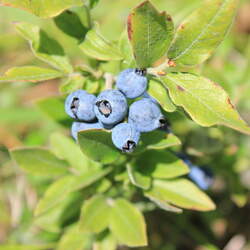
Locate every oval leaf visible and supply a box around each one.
[145,194,183,213]
[10,147,69,177]
[127,1,174,68]
[16,22,73,73]
[35,168,111,216]
[57,225,92,250]
[79,28,123,61]
[145,179,216,211]
[79,195,110,233]
[50,132,95,174]
[54,6,90,41]
[136,150,189,179]
[126,164,151,190]
[109,199,147,247]
[1,0,83,18]
[0,66,63,82]
[147,78,176,112]
[139,130,181,151]
[168,0,238,66]
[160,72,250,134]
[78,129,121,164]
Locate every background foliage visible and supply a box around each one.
[0,0,250,249]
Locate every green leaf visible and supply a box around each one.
[0,245,50,250]
[145,194,183,213]
[79,27,123,61]
[34,191,82,232]
[0,66,63,82]
[54,6,90,41]
[136,150,189,179]
[140,130,181,151]
[119,32,135,68]
[35,168,112,216]
[57,225,92,250]
[93,233,117,250]
[50,132,93,174]
[109,199,147,247]
[60,74,85,94]
[168,0,238,66]
[127,1,174,68]
[147,78,176,112]
[10,147,69,177]
[160,72,250,134]
[1,0,83,18]
[145,179,216,211]
[78,129,121,164]
[16,22,73,73]
[36,96,71,127]
[126,164,151,190]
[79,195,110,233]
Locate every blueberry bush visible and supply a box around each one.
[0,0,250,249]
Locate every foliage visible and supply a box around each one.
[0,0,249,249]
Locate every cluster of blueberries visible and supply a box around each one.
[65,68,168,153]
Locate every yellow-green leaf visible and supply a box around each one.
[16,22,73,73]
[35,168,112,216]
[136,150,189,179]
[160,72,250,134]
[109,199,147,247]
[1,0,83,18]
[79,28,123,61]
[0,66,63,82]
[79,195,110,233]
[145,179,216,211]
[147,78,176,112]
[10,147,69,177]
[78,129,121,164]
[168,0,238,66]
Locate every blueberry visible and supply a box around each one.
[94,90,128,125]
[188,166,214,190]
[71,121,103,141]
[65,90,96,121]
[128,98,166,132]
[112,123,140,153]
[116,68,147,99]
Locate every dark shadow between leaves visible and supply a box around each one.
[37,30,65,56]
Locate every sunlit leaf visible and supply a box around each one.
[168,0,239,66]
[0,66,63,82]
[109,199,147,247]
[1,0,83,18]
[16,22,73,73]
[79,195,110,233]
[145,179,216,211]
[160,72,250,134]
[11,147,69,177]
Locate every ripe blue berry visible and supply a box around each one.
[94,90,128,125]
[71,121,103,141]
[112,123,140,153]
[116,68,147,99]
[128,98,166,132]
[188,166,214,190]
[65,90,96,121]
